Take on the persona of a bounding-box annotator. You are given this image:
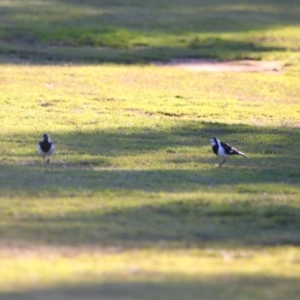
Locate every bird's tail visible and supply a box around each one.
[238,151,249,159]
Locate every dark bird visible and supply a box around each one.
[38,134,56,163]
[210,137,249,166]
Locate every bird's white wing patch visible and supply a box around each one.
[37,144,44,156]
[217,140,229,158]
[48,144,55,155]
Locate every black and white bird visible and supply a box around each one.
[210,137,249,166]
[38,134,56,163]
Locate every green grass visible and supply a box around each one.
[0,0,300,64]
[0,63,300,299]
[0,0,300,299]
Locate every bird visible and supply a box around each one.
[210,137,249,166]
[38,134,56,163]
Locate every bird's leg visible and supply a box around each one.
[46,158,50,164]
[219,159,227,167]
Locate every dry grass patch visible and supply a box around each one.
[156,59,283,73]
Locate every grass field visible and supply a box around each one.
[1,0,300,64]
[1,1,300,300]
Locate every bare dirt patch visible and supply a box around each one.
[157,59,283,73]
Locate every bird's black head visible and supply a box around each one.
[42,134,51,142]
[210,137,218,146]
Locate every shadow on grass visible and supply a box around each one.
[1,121,300,193]
[0,121,300,249]
[1,185,300,249]
[0,41,287,65]
[7,120,300,157]
[0,0,299,63]
[1,275,300,300]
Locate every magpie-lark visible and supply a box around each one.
[210,137,249,166]
[38,134,55,163]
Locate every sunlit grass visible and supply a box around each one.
[0,0,300,63]
[1,247,300,295]
[0,0,300,298]
[0,62,299,299]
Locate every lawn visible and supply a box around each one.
[1,0,300,64]
[0,1,300,300]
